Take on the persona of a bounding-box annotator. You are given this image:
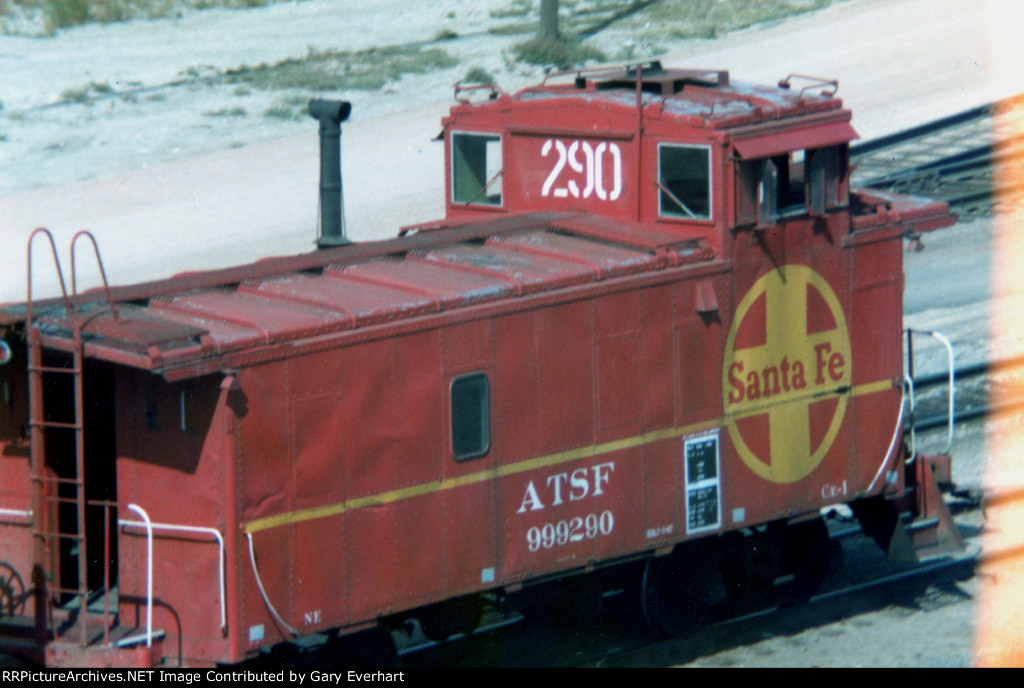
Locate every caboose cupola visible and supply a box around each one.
[441,62,858,256]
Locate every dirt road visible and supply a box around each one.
[2,0,1022,304]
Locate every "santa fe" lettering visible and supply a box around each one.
[727,342,845,404]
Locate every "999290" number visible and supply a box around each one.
[526,511,614,551]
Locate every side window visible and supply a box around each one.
[807,146,846,214]
[451,373,490,460]
[736,158,779,227]
[658,143,711,220]
[764,159,782,222]
[736,145,847,227]
[452,132,503,206]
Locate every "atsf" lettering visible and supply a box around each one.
[516,462,614,513]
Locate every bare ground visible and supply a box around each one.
[2,0,1022,304]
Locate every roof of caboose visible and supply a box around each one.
[0,65,862,381]
[446,64,852,135]
[0,213,720,380]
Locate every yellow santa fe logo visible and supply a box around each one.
[722,265,851,483]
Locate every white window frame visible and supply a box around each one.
[657,142,713,221]
[451,130,504,207]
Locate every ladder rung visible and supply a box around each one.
[34,475,84,487]
[39,499,87,510]
[33,531,85,541]
[28,365,82,375]
[29,420,82,430]
[47,587,90,597]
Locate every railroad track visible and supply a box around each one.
[909,353,1024,431]
[397,521,983,668]
[598,548,979,667]
[850,94,1024,218]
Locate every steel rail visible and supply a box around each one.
[851,93,1024,157]
[851,93,1024,216]
[584,538,982,668]
[908,353,1024,431]
[913,353,1024,390]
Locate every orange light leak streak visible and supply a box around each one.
[975,3,1024,668]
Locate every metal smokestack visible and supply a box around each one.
[308,99,352,249]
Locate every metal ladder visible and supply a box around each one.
[26,228,118,646]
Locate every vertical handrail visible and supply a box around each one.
[905,328,956,454]
[25,228,71,645]
[867,376,909,493]
[635,60,644,223]
[126,504,153,647]
[26,227,72,325]
[246,532,299,637]
[904,374,917,460]
[103,502,111,646]
[67,233,115,640]
[25,314,49,644]
[25,230,123,648]
[119,520,228,634]
[71,336,87,646]
[70,231,119,321]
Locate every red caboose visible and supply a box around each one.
[0,64,956,666]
